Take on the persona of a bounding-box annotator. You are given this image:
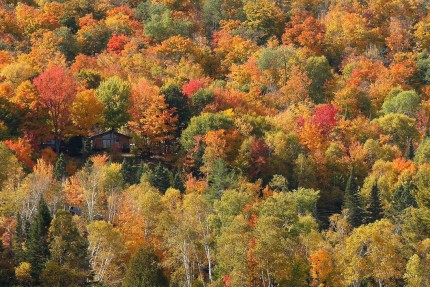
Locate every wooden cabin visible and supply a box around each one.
[90,130,131,152]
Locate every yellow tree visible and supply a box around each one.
[70,89,105,135]
[404,239,430,287]
[0,143,25,216]
[102,163,124,224]
[87,220,128,286]
[18,159,57,221]
[65,155,108,221]
[336,219,406,286]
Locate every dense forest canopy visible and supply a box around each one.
[1,0,430,286]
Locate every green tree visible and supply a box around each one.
[146,163,171,193]
[191,89,214,115]
[391,183,417,216]
[169,170,185,193]
[143,4,192,42]
[122,246,168,287]
[121,158,138,185]
[26,198,51,282]
[415,137,430,165]
[0,236,15,286]
[41,210,89,286]
[305,56,332,103]
[406,138,415,160]
[180,113,234,151]
[161,83,191,132]
[13,212,26,264]
[343,169,363,228]
[257,45,295,88]
[206,158,237,201]
[202,0,223,37]
[381,89,421,116]
[54,27,79,61]
[365,183,383,224]
[96,77,131,130]
[416,51,430,84]
[269,174,289,192]
[373,113,418,150]
[54,153,67,181]
[293,153,317,189]
[77,69,101,90]
[78,24,112,56]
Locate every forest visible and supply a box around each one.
[1,0,430,286]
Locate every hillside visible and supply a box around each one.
[1,0,430,286]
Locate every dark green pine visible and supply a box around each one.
[0,238,15,286]
[121,158,136,185]
[13,213,25,264]
[149,163,171,193]
[170,170,185,193]
[54,153,67,181]
[26,198,52,282]
[391,183,417,215]
[343,169,363,228]
[123,246,168,287]
[365,183,383,224]
[405,138,415,161]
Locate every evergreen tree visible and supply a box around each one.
[170,170,185,193]
[207,158,237,201]
[365,183,383,224]
[0,236,15,286]
[405,138,415,160]
[13,212,25,264]
[391,183,417,216]
[121,158,137,185]
[40,210,89,286]
[136,162,148,183]
[54,153,67,181]
[122,246,168,287]
[26,198,52,282]
[343,169,363,227]
[148,163,171,192]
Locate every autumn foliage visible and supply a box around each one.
[1,0,430,286]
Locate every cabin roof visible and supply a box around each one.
[89,129,132,139]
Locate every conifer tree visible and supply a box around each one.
[391,183,417,216]
[170,170,185,193]
[122,246,168,287]
[207,158,237,201]
[405,138,415,160]
[343,169,363,227]
[0,235,15,286]
[148,163,171,192]
[121,158,136,185]
[54,153,67,181]
[13,212,25,264]
[26,198,51,282]
[40,210,89,286]
[365,183,383,224]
